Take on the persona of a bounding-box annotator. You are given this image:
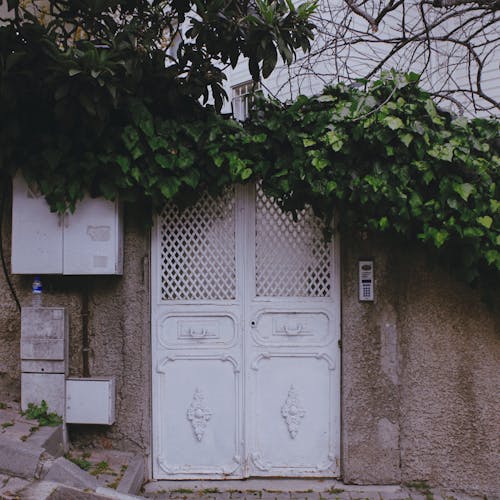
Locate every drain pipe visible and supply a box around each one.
[81,280,90,377]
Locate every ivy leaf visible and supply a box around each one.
[130,146,144,160]
[148,136,169,152]
[423,171,434,185]
[155,154,172,170]
[399,133,413,147]
[241,168,253,180]
[476,216,493,229]
[116,155,130,173]
[122,126,139,150]
[325,131,344,152]
[303,138,316,147]
[453,183,474,201]
[182,171,201,188]
[485,250,500,269]
[160,179,180,199]
[428,143,453,162]
[424,99,444,125]
[464,227,484,238]
[252,133,267,143]
[383,116,404,130]
[432,229,449,248]
[379,216,389,230]
[312,157,329,171]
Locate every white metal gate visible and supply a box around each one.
[151,185,340,479]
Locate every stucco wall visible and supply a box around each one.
[1,184,498,494]
[341,234,500,497]
[0,181,151,456]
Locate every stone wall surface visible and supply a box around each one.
[1,184,498,495]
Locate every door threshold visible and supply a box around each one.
[143,478,402,495]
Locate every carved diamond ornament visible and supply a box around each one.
[186,388,212,441]
[281,385,306,438]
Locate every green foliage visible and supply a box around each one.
[65,452,93,471]
[22,400,63,427]
[246,72,499,291]
[0,0,315,112]
[90,460,111,476]
[0,39,498,292]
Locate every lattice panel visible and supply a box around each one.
[255,186,331,297]
[159,189,237,301]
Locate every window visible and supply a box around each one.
[231,81,260,121]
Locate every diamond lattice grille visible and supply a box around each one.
[159,189,236,301]
[255,186,331,297]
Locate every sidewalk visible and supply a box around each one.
[0,402,493,500]
[141,480,489,500]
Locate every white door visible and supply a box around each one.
[151,185,340,479]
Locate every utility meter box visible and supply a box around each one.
[66,377,116,425]
[20,307,68,417]
[11,174,123,275]
[20,307,68,374]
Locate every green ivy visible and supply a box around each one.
[246,72,500,289]
[0,65,498,291]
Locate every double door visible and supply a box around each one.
[151,185,340,479]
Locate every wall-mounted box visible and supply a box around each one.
[12,174,123,275]
[20,307,68,375]
[66,377,116,425]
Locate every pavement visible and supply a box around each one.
[0,402,494,500]
[0,402,143,499]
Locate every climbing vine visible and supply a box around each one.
[0,59,498,289]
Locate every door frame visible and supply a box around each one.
[150,185,342,479]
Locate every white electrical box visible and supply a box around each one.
[20,307,69,417]
[66,377,116,425]
[12,174,123,275]
[20,307,68,374]
[11,176,63,274]
[359,260,374,301]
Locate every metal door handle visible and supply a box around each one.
[189,328,207,338]
[283,324,303,335]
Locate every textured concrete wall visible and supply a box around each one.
[0,182,150,458]
[1,183,498,494]
[341,235,403,485]
[341,234,500,497]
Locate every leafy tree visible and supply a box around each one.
[0,0,316,110]
[0,0,315,207]
[269,0,499,114]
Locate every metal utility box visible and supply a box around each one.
[66,377,116,425]
[20,307,68,417]
[12,174,123,275]
[20,307,68,374]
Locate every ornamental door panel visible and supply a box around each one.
[151,185,340,480]
[245,185,339,477]
[152,187,244,479]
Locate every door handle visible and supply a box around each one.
[188,328,207,338]
[283,323,303,335]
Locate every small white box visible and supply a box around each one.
[65,377,115,425]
